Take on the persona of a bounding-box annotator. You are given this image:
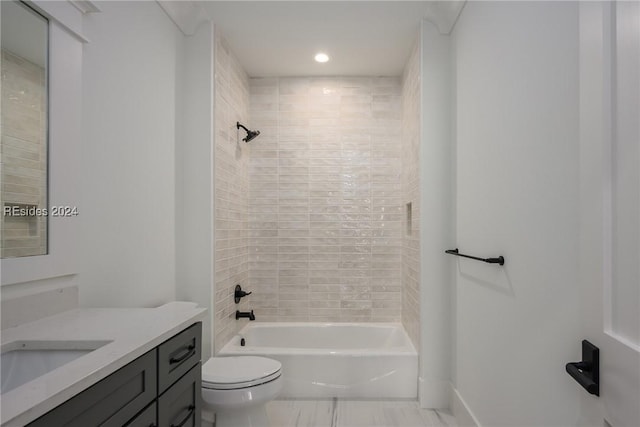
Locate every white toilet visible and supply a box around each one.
[201,356,283,427]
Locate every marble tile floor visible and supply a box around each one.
[266,399,457,427]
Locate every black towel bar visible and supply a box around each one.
[445,248,505,266]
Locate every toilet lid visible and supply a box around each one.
[202,356,282,390]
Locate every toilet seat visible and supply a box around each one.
[202,356,282,390]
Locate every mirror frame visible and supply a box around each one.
[1,1,84,286]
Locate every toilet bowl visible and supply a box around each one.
[201,356,283,427]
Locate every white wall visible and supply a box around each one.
[175,20,215,359]
[419,19,453,409]
[453,2,581,425]
[79,1,182,307]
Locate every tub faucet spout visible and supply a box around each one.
[236,310,255,321]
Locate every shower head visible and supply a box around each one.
[236,122,261,143]
[244,129,260,143]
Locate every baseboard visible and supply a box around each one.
[449,385,481,427]
[418,377,450,408]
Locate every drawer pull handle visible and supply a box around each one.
[169,344,195,364]
[171,405,195,427]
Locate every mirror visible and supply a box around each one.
[1,1,49,258]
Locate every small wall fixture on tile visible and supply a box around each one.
[406,202,412,236]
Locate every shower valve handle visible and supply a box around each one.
[234,284,252,304]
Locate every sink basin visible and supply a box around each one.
[1,340,110,394]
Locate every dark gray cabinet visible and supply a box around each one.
[125,403,157,427]
[27,350,157,427]
[158,364,201,427]
[158,322,201,394]
[27,322,202,427]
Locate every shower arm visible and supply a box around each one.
[236,121,261,143]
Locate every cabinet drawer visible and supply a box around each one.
[158,363,201,427]
[158,322,201,394]
[125,402,157,427]
[27,349,157,427]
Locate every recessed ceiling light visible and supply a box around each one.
[314,53,329,63]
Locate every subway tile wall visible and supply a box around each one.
[1,50,48,258]
[213,37,422,348]
[213,34,251,351]
[401,41,421,349]
[247,77,404,322]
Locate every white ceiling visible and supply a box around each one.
[202,1,449,77]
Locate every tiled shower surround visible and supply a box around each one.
[401,41,421,348]
[247,77,404,322]
[214,36,422,349]
[214,34,251,351]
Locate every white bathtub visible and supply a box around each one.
[218,323,417,399]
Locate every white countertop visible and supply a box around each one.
[0,302,207,426]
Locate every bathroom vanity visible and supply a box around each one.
[0,302,206,427]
